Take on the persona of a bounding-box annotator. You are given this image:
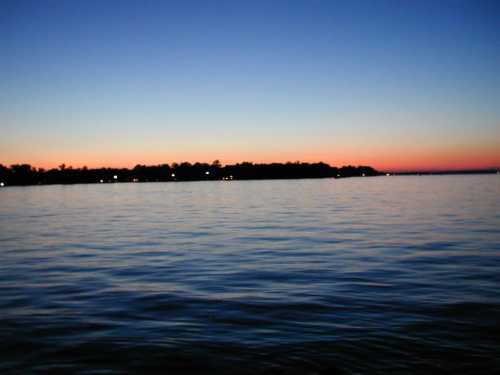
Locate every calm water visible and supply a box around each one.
[1,175,499,374]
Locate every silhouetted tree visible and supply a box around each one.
[0,161,383,186]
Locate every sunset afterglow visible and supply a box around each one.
[2,1,499,171]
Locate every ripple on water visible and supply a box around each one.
[0,176,499,374]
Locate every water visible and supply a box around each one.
[1,175,499,374]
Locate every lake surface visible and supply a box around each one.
[1,175,499,374]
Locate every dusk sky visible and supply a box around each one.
[1,0,499,171]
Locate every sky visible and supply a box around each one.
[1,0,499,171]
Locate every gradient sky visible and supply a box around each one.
[1,0,499,171]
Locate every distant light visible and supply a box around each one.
[0,182,4,187]
[337,174,340,177]
[205,171,210,175]
[362,173,366,177]
[132,178,139,183]
[229,175,233,179]
[113,175,118,180]
[100,179,104,183]
[386,173,391,176]
[171,173,175,177]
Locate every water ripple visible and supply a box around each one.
[1,176,499,374]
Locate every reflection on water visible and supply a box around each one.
[1,175,499,374]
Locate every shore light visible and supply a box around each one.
[113,175,118,180]
[0,182,4,187]
[171,173,175,177]
[205,171,210,175]
[100,180,104,183]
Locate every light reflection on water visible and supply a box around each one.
[0,175,499,374]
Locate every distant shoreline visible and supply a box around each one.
[1,162,498,188]
[0,161,378,187]
[389,169,499,176]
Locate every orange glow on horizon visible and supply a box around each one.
[2,151,499,173]
[2,135,499,172]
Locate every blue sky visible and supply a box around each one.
[1,0,499,170]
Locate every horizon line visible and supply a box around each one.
[2,160,499,175]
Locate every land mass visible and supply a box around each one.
[0,161,379,186]
[2,162,498,187]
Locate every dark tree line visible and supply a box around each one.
[0,161,379,186]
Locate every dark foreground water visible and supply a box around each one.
[1,175,499,374]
